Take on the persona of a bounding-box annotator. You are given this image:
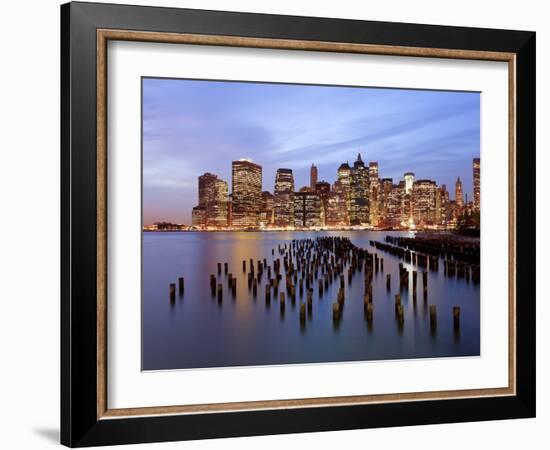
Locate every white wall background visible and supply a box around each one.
[0,0,546,449]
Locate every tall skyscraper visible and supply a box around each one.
[455,176,464,208]
[231,159,262,227]
[294,191,321,228]
[310,164,318,190]
[369,162,380,225]
[473,158,480,211]
[404,172,415,194]
[349,153,369,225]
[193,172,228,227]
[274,168,295,227]
[412,179,437,225]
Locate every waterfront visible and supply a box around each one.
[142,231,480,371]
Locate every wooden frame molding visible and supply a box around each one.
[96,29,517,420]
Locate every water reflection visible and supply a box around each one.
[142,231,480,370]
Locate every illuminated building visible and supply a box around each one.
[337,162,351,217]
[310,164,318,190]
[260,191,274,226]
[473,158,480,211]
[387,182,404,227]
[412,179,437,224]
[404,172,415,194]
[294,191,322,228]
[274,168,295,227]
[349,153,369,225]
[379,178,393,223]
[455,176,464,208]
[193,172,228,227]
[315,180,331,225]
[369,162,380,225]
[191,206,207,227]
[231,159,262,227]
[325,191,347,226]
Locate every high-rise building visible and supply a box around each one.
[315,180,330,225]
[473,158,480,211]
[369,162,380,225]
[325,191,347,226]
[404,172,415,194]
[379,178,393,223]
[387,182,404,227]
[294,191,321,228]
[259,191,274,226]
[349,153,369,225]
[337,162,352,220]
[310,164,318,190]
[274,168,295,227]
[455,176,464,208]
[231,159,262,227]
[412,179,437,224]
[193,172,228,227]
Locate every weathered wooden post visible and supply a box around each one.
[429,305,437,329]
[242,260,246,272]
[217,262,221,274]
[227,273,232,287]
[224,262,228,274]
[380,257,384,272]
[396,303,404,327]
[169,283,176,302]
[332,302,342,321]
[265,284,271,305]
[453,306,461,330]
[300,303,306,323]
[231,278,237,296]
[217,284,223,302]
[178,277,185,295]
[365,302,373,323]
[280,292,285,314]
[340,274,345,289]
[252,278,257,296]
[386,273,391,291]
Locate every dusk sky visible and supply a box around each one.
[143,78,480,225]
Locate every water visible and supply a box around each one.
[142,231,480,370]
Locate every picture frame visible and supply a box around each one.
[61,1,535,447]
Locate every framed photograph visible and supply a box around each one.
[61,1,536,447]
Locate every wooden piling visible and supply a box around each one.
[169,283,176,302]
[217,284,223,302]
[429,305,437,329]
[453,306,461,330]
[300,303,306,322]
[386,274,391,291]
[332,302,342,321]
[178,277,184,295]
[280,293,285,313]
[224,262,228,274]
[217,262,221,274]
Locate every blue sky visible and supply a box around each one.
[143,78,480,224]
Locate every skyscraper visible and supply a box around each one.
[349,153,369,225]
[455,176,464,208]
[260,191,274,226]
[294,191,321,228]
[369,162,380,225]
[274,168,295,227]
[412,179,437,225]
[310,164,318,190]
[473,158,480,211]
[404,172,415,194]
[193,172,228,227]
[231,159,262,227]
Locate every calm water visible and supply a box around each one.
[142,231,480,370]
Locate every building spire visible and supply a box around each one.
[357,152,363,162]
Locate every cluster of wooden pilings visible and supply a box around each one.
[169,235,465,333]
[370,235,480,284]
[168,276,185,304]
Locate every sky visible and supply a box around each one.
[142,78,480,225]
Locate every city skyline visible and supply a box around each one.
[143,78,480,224]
